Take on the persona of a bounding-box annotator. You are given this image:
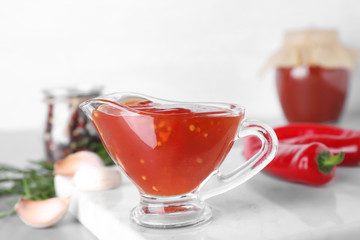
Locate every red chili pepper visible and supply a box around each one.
[243,138,344,185]
[274,123,360,166]
[275,123,360,139]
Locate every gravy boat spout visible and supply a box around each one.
[79,92,152,120]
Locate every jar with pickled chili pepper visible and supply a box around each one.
[43,85,103,162]
[263,29,357,123]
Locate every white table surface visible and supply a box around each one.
[1,112,360,240]
[55,165,360,240]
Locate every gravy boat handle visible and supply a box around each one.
[198,120,278,201]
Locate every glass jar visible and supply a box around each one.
[43,85,103,162]
[263,29,357,123]
[276,66,350,122]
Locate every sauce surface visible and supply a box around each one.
[91,103,243,196]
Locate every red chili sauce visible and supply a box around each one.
[276,66,349,122]
[91,102,243,196]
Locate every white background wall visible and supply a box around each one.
[1,0,359,130]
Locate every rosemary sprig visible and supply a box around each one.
[0,207,15,218]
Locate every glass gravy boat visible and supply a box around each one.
[80,93,278,228]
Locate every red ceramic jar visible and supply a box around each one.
[276,66,350,122]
